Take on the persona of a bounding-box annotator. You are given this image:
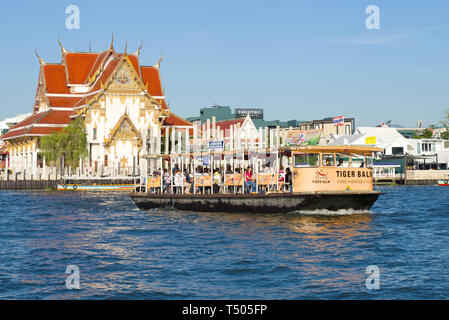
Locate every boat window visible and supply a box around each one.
[322,154,335,167]
[336,156,349,167]
[294,153,319,168]
[351,158,364,168]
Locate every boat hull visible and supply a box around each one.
[438,180,449,186]
[131,191,381,213]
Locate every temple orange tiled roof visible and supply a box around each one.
[141,66,163,96]
[1,110,72,140]
[43,64,70,94]
[47,96,83,108]
[163,112,193,127]
[85,50,112,83]
[65,52,101,84]
[28,127,64,135]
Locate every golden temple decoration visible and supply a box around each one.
[103,111,143,150]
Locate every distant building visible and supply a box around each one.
[0,113,33,136]
[296,117,355,142]
[187,106,355,137]
[187,105,234,123]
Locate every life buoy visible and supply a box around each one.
[73,184,77,190]
[63,184,67,190]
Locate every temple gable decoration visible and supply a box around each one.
[106,56,143,93]
[104,111,143,150]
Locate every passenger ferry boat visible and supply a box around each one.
[131,146,383,213]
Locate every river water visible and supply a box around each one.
[0,186,447,299]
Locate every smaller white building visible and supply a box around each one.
[329,126,449,168]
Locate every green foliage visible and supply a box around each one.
[441,129,449,140]
[413,128,433,139]
[422,128,433,139]
[39,118,88,168]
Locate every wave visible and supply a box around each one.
[290,208,373,216]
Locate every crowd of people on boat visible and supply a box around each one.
[141,163,293,195]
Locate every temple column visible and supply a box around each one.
[165,127,169,155]
[43,155,46,178]
[32,143,37,176]
[171,127,176,154]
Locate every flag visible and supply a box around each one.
[298,133,305,145]
[333,116,344,126]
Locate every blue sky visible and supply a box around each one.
[0,0,448,127]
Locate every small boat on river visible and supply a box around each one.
[130,146,382,213]
[437,174,449,186]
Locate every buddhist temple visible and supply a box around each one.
[0,38,192,177]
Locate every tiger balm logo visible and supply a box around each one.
[313,169,330,184]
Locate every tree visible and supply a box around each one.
[422,128,433,139]
[39,118,88,169]
[413,128,434,139]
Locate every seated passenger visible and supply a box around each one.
[244,167,256,193]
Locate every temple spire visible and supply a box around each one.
[35,49,45,65]
[110,33,114,51]
[58,37,68,55]
[154,52,163,68]
[133,40,143,56]
[124,39,127,55]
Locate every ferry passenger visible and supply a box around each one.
[284,167,292,192]
[195,166,203,194]
[225,165,233,193]
[184,169,193,193]
[213,168,221,194]
[174,169,184,194]
[337,159,344,167]
[163,169,171,193]
[278,165,285,191]
[233,167,242,193]
[204,167,211,194]
[172,164,180,176]
[245,167,256,193]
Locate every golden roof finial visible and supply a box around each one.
[110,33,114,51]
[154,51,163,68]
[35,49,45,65]
[124,39,127,55]
[57,37,67,55]
[133,40,143,56]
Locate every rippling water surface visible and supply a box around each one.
[0,186,448,299]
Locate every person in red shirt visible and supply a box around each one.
[244,166,256,193]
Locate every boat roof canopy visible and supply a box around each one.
[141,145,382,159]
[286,145,383,155]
